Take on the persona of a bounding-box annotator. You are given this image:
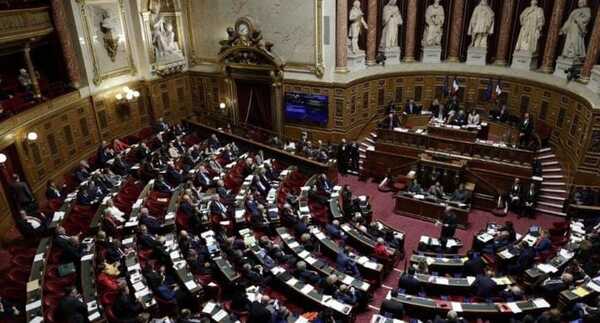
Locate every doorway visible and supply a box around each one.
[235,79,273,131]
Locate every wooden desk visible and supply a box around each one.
[186,120,338,182]
[212,256,240,284]
[25,237,51,323]
[340,223,398,259]
[201,301,236,323]
[394,193,470,228]
[80,239,103,322]
[409,254,467,273]
[524,249,575,286]
[270,266,353,317]
[427,124,479,142]
[391,293,550,319]
[559,277,600,307]
[410,273,513,295]
[123,235,157,309]
[276,227,370,292]
[162,233,203,295]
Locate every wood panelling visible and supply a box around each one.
[148,74,193,123]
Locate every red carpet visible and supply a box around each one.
[337,175,562,322]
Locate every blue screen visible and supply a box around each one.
[284,92,329,127]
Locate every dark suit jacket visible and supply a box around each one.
[57,295,87,323]
[405,103,421,114]
[398,274,421,295]
[463,257,486,277]
[519,119,534,135]
[10,181,34,205]
[248,302,272,323]
[380,299,405,319]
[112,292,142,320]
[473,275,498,298]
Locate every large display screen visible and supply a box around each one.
[284,92,329,127]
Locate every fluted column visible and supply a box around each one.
[404,0,418,62]
[447,0,465,62]
[50,0,82,88]
[23,44,41,100]
[581,7,600,81]
[336,0,349,72]
[366,0,378,65]
[540,0,567,73]
[494,0,516,65]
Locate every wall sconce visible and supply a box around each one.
[219,102,227,110]
[115,86,140,103]
[0,153,6,164]
[27,132,38,141]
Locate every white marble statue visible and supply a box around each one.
[151,2,181,59]
[560,0,591,60]
[349,0,368,54]
[379,0,402,50]
[422,0,445,48]
[515,0,545,53]
[379,0,403,50]
[468,0,495,48]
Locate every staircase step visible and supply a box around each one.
[539,194,566,202]
[370,132,377,138]
[542,181,566,186]
[542,167,562,173]
[541,188,568,194]
[360,153,366,159]
[535,154,556,161]
[543,175,564,179]
[535,207,567,217]
[537,147,552,153]
[538,201,564,209]
[542,161,559,166]
[359,147,367,153]
[365,138,375,144]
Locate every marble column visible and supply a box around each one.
[366,0,378,65]
[404,0,418,62]
[50,0,82,88]
[540,0,566,73]
[581,7,600,81]
[447,0,465,62]
[23,44,41,100]
[494,0,516,65]
[336,0,349,72]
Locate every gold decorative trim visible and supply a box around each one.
[77,0,137,86]
[0,7,54,45]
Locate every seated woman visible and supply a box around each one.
[467,109,481,126]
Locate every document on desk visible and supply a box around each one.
[202,302,216,314]
[27,279,40,292]
[34,253,44,262]
[288,241,300,249]
[342,276,354,285]
[466,277,476,285]
[537,264,558,274]
[185,280,198,290]
[88,312,100,322]
[213,309,228,321]
[506,302,522,313]
[287,277,298,286]
[587,280,600,293]
[298,250,310,258]
[477,233,494,243]
[26,300,42,311]
[499,249,513,259]
[450,302,463,312]
[573,287,591,297]
[132,281,145,291]
[300,284,314,295]
[436,277,449,285]
[533,298,550,309]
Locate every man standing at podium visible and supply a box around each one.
[519,113,534,147]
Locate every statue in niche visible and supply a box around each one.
[379,0,402,50]
[514,0,545,53]
[559,0,591,60]
[422,0,445,48]
[348,0,368,54]
[468,0,494,48]
[99,9,119,62]
[150,1,182,59]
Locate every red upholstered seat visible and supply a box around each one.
[101,290,119,307]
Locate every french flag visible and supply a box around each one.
[452,78,460,96]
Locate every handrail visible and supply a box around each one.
[465,167,501,196]
[354,115,383,142]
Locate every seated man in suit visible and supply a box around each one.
[380,289,405,319]
[397,267,421,295]
[295,260,321,285]
[451,183,469,204]
[427,181,445,199]
[111,154,129,176]
[541,273,573,298]
[15,209,48,237]
[463,251,486,277]
[534,230,552,255]
[316,173,333,195]
[336,246,361,278]
[451,110,467,126]
[97,140,115,167]
[379,112,400,129]
[46,180,65,201]
[208,195,227,219]
[195,165,214,188]
[507,242,535,275]
[407,179,423,194]
[112,283,143,323]
[518,113,534,147]
[326,220,345,240]
[137,225,161,251]
[431,103,448,123]
[207,134,221,151]
[56,286,87,323]
[154,174,173,194]
[215,180,231,200]
[473,270,498,299]
[140,208,162,234]
[467,109,481,126]
[404,99,421,115]
[73,161,91,183]
[335,284,358,306]
[248,295,273,323]
[165,162,184,186]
